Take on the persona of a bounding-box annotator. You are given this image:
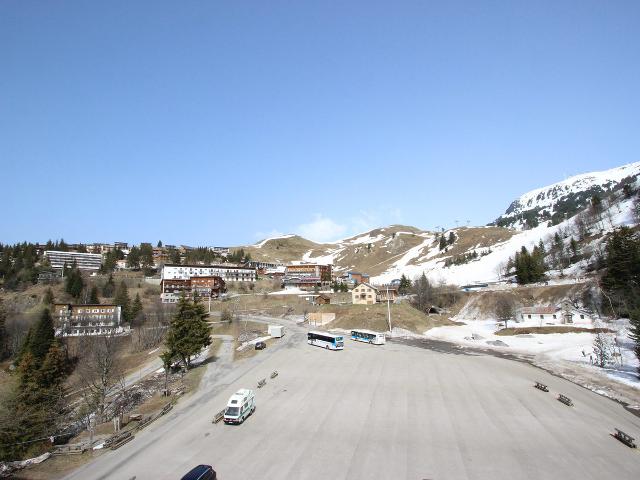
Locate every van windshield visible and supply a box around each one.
[225,406,239,416]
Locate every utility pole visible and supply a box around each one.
[386,285,392,334]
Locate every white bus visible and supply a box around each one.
[307,331,344,350]
[351,329,386,345]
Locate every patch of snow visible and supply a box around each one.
[254,234,296,248]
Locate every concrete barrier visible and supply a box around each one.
[212,409,225,424]
[613,429,636,448]
[557,394,573,407]
[52,444,86,456]
[258,378,266,388]
[534,381,549,392]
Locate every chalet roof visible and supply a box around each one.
[520,306,557,315]
[356,283,378,291]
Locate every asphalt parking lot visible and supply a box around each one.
[65,328,640,480]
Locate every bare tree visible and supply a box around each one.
[495,295,516,329]
[78,336,124,423]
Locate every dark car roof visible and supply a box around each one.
[181,464,215,480]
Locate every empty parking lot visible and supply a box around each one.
[64,327,640,480]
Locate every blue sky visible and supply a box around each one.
[1,1,639,246]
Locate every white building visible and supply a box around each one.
[161,264,256,283]
[44,250,103,271]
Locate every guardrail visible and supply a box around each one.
[270,371,278,379]
[107,431,134,450]
[160,403,173,415]
[534,381,549,392]
[557,394,573,407]
[212,409,225,424]
[257,378,266,388]
[613,429,636,448]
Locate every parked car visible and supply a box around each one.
[255,341,266,350]
[181,464,216,480]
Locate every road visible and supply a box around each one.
[63,320,640,480]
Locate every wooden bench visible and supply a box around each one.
[212,409,225,424]
[270,371,279,379]
[557,394,573,407]
[614,429,637,448]
[534,381,549,392]
[257,378,266,388]
[161,403,173,415]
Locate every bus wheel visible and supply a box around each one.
[325,345,329,349]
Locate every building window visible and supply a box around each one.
[580,315,584,319]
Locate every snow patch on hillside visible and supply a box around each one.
[373,195,636,285]
[254,234,296,248]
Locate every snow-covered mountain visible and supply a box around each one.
[494,162,640,229]
[241,163,639,286]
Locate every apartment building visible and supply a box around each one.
[44,250,103,271]
[162,264,256,283]
[53,303,126,336]
[283,262,332,290]
[160,276,226,303]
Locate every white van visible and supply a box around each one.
[223,389,255,424]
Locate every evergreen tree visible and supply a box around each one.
[101,250,117,272]
[0,299,6,360]
[127,246,141,270]
[114,281,131,322]
[64,265,84,300]
[169,248,181,264]
[28,308,55,365]
[448,232,456,245]
[157,240,163,248]
[43,287,54,305]
[164,296,211,369]
[102,273,116,297]
[130,293,143,323]
[439,235,447,251]
[140,243,154,269]
[398,274,412,295]
[89,285,100,304]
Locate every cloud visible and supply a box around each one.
[296,215,348,243]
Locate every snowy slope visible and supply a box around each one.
[495,162,640,229]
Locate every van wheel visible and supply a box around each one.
[325,345,329,349]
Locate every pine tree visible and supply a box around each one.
[157,240,163,248]
[0,299,6,360]
[140,243,154,269]
[89,285,100,304]
[127,246,141,270]
[448,232,456,245]
[28,308,55,365]
[165,296,211,369]
[102,273,116,297]
[64,265,84,300]
[43,287,54,305]
[439,236,447,251]
[398,274,412,295]
[130,293,143,323]
[114,281,131,322]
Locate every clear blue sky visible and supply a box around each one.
[2,1,639,246]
